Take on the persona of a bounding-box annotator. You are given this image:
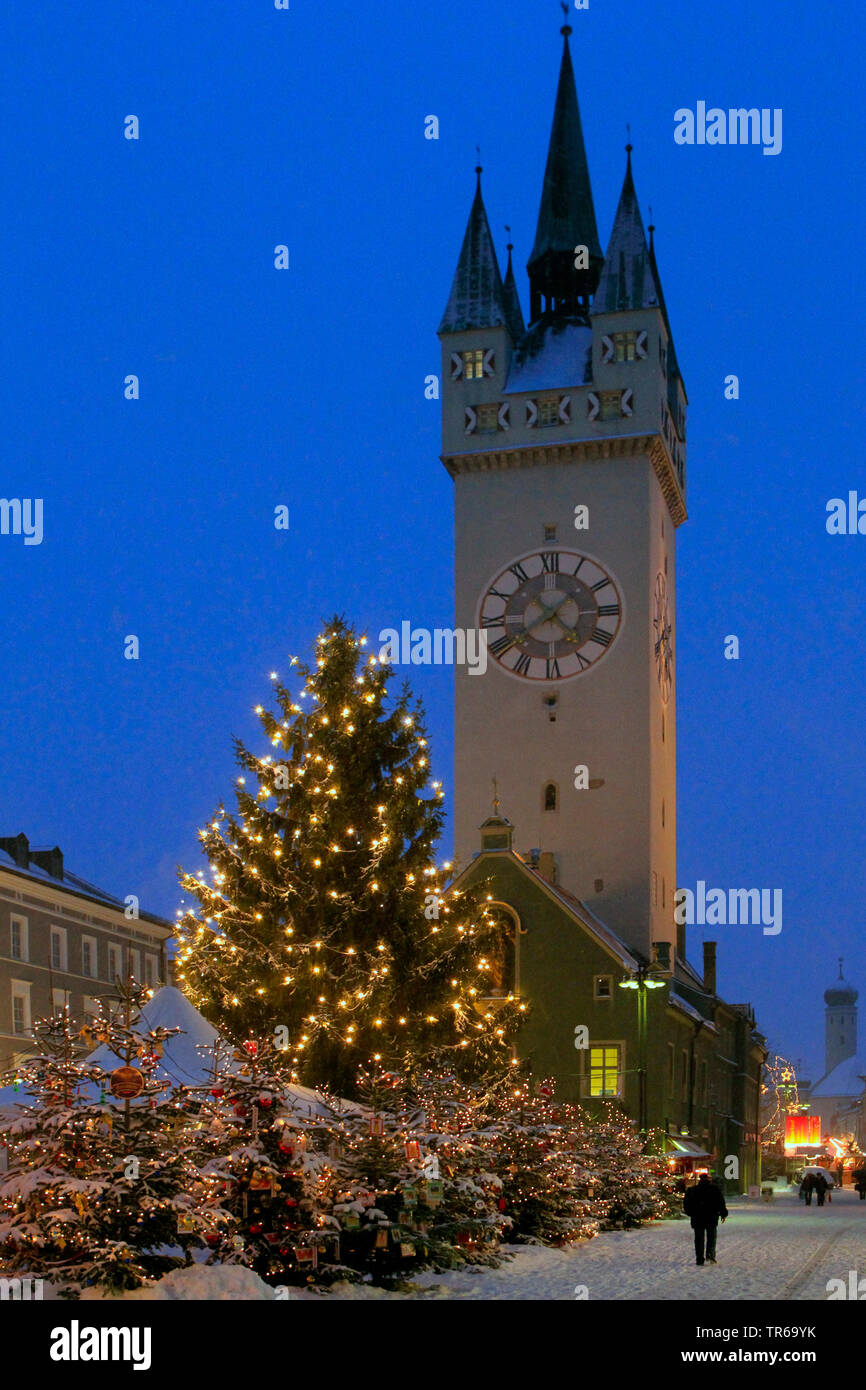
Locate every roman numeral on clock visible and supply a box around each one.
[546,658,561,679]
[490,635,516,657]
[597,604,619,617]
[541,552,560,572]
[591,578,611,592]
[481,615,504,629]
[508,562,529,584]
[591,627,612,647]
[513,653,532,676]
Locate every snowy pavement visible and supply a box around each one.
[315,1187,866,1301]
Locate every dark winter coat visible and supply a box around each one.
[683,1179,728,1227]
[854,1168,866,1191]
[813,1174,829,1195]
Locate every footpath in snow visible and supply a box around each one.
[307,1187,866,1302]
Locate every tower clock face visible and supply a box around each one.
[479,549,623,681]
[653,572,673,703]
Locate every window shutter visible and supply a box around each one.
[621,389,634,418]
[498,402,510,430]
[464,406,477,435]
[601,335,614,364]
[526,400,538,428]
[587,392,600,422]
[450,353,464,380]
[558,396,571,424]
[482,349,495,377]
[636,331,648,360]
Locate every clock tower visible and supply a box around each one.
[438,23,687,965]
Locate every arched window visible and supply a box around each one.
[482,903,524,997]
[544,782,558,812]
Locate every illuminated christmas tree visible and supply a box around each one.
[175,617,522,1097]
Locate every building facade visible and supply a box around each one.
[0,833,172,1073]
[439,25,765,1189]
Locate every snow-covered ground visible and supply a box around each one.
[302,1187,866,1301]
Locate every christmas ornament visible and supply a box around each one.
[109,1066,145,1099]
[404,1140,421,1162]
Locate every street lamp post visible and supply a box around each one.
[618,962,665,1135]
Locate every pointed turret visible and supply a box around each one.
[593,146,660,314]
[647,218,683,389]
[527,23,603,326]
[502,238,526,342]
[439,167,508,335]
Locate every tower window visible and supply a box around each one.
[463,349,485,380]
[543,692,558,722]
[476,403,499,433]
[599,390,622,420]
[543,782,558,812]
[614,331,637,362]
[544,524,557,541]
[538,398,560,427]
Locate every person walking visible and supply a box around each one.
[853,1166,866,1200]
[814,1172,829,1207]
[800,1172,815,1206]
[683,1172,728,1266]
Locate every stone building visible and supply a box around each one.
[0,832,171,1073]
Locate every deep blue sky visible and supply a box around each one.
[0,0,862,1079]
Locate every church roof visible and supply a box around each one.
[592,147,661,314]
[439,168,508,335]
[502,243,526,342]
[528,27,602,272]
[825,963,858,1006]
[811,1052,866,1100]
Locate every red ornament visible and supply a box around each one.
[249,1223,263,1235]
[258,1096,273,1108]
[210,1087,225,1099]
[109,1066,145,1099]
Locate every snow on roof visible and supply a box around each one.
[811,1053,866,1100]
[506,322,593,394]
[0,845,131,911]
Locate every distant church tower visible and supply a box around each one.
[824,960,858,1075]
[438,22,687,962]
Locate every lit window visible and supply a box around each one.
[538,398,560,427]
[462,349,486,380]
[600,390,622,420]
[614,331,637,362]
[476,403,499,433]
[589,1045,621,1097]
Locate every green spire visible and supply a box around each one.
[592,145,660,314]
[439,166,508,334]
[502,235,526,342]
[527,23,603,324]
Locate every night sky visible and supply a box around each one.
[1,0,862,1080]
